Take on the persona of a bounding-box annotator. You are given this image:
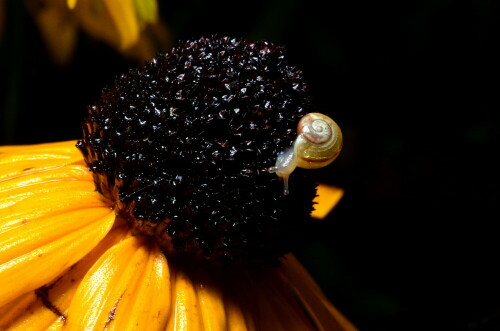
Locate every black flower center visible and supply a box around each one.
[77,36,318,264]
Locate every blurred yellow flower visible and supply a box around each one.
[26,0,171,64]
[0,140,356,330]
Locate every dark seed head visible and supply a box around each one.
[78,36,318,264]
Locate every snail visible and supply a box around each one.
[269,113,342,195]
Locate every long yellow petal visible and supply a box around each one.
[0,141,82,181]
[256,272,316,330]
[224,297,249,331]
[64,236,170,330]
[196,271,227,331]
[110,242,170,330]
[166,270,204,331]
[0,188,110,233]
[0,179,96,211]
[0,206,111,264]
[0,163,90,194]
[0,226,130,330]
[235,271,290,331]
[0,211,115,307]
[0,140,79,155]
[279,254,359,331]
[222,269,256,331]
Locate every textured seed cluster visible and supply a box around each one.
[78,36,318,264]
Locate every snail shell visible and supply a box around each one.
[294,113,342,169]
[269,112,342,194]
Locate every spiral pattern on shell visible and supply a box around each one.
[294,113,342,169]
[298,115,333,144]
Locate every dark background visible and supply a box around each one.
[1,1,499,330]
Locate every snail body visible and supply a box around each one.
[269,112,342,194]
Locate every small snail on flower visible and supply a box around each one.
[269,112,343,195]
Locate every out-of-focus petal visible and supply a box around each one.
[101,0,139,49]
[311,184,344,219]
[73,0,120,50]
[64,236,170,330]
[0,226,130,330]
[29,0,161,63]
[67,0,78,9]
[133,0,158,25]
[27,0,78,65]
[122,19,173,63]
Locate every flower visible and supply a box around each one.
[26,0,171,64]
[1,35,357,329]
[0,140,356,330]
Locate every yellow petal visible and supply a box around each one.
[0,211,115,307]
[64,236,170,330]
[311,184,344,219]
[279,254,359,331]
[0,179,96,211]
[67,0,78,9]
[166,270,204,331]
[196,272,227,331]
[47,319,64,331]
[122,19,173,63]
[0,186,110,233]
[0,140,79,155]
[232,270,308,331]
[0,163,90,195]
[224,297,249,331]
[102,0,140,49]
[0,140,83,181]
[0,206,112,264]
[0,139,116,308]
[0,292,38,329]
[256,274,317,330]
[133,0,158,25]
[0,226,129,330]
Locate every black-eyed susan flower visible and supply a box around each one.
[0,36,357,330]
[26,0,171,64]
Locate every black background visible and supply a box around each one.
[1,1,500,330]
